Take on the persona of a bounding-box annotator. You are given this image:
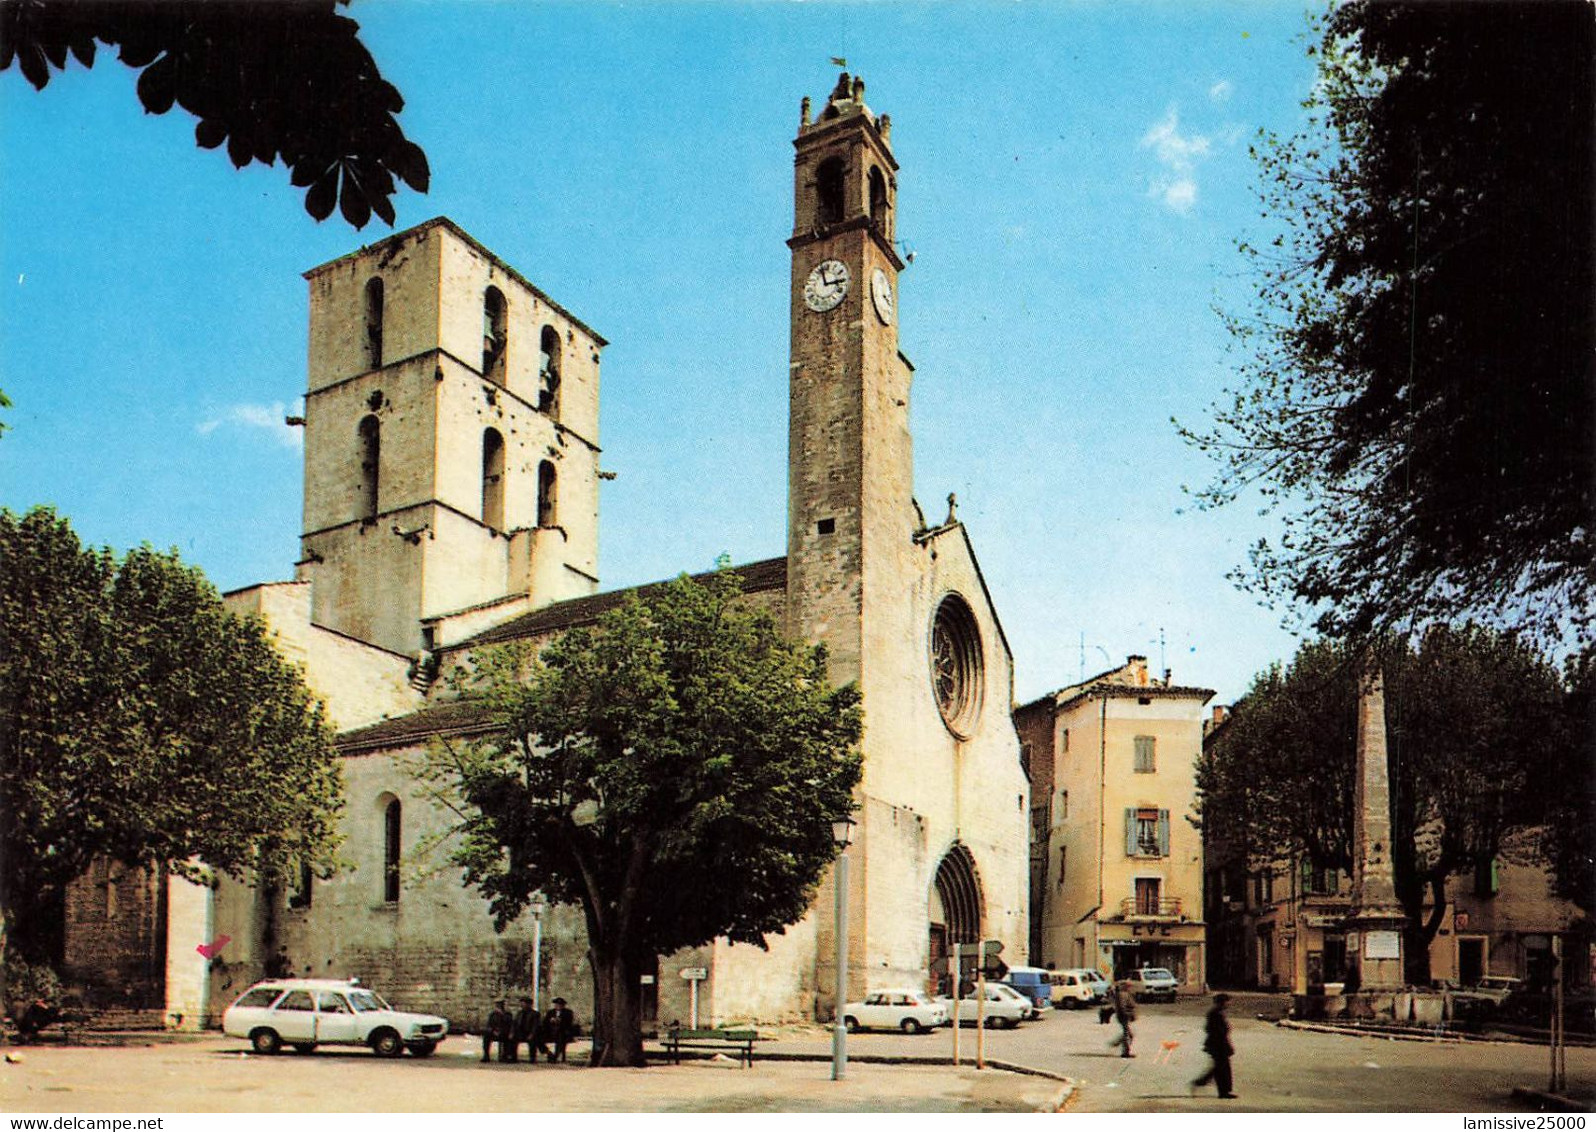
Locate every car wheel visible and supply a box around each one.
[291,1043,316,1055]
[249,1028,282,1055]
[370,1029,405,1058]
[1004,1017,1021,1029]
[843,1016,859,1033]
[407,1040,437,1058]
[901,1018,923,1035]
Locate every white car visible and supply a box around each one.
[1051,968,1111,1009]
[842,989,948,1034]
[940,982,1031,1028]
[1125,967,1179,1003]
[222,978,449,1057]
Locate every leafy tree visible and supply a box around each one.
[1,0,428,228]
[419,571,862,1067]
[1198,626,1571,984]
[0,507,343,1024]
[1543,647,1595,915]
[1184,2,1594,646]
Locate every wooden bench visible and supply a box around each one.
[663,1026,758,1068]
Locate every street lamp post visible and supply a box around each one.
[531,894,547,1013]
[831,815,855,1082]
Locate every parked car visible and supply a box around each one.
[939,982,1031,1028]
[1124,967,1179,1003]
[842,989,948,1034]
[222,978,449,1057]
[1002,966,1053,1013]
[1050,968,1111,1009]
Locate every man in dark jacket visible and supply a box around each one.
[513,996,541,1064]
[544,997,576,1062]
[1192,992,1237,1098]
[482,998,512,1063]
[1109,979,1136,1057]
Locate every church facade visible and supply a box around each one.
[76,74,1030,1030]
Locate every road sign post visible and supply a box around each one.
[680,967,708,1028]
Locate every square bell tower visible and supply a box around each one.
[298,219,604,658]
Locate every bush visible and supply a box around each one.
[5,960,63,1013]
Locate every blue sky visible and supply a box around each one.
[0,1,1324,706]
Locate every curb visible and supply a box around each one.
[1510,1087,1593,1113]
[1277,1020,1562,1047]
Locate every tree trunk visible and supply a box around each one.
[0,905,12,1044]
[587,937,645,1067]
[1399,872,1446,986]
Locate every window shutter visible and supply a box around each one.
[1157,809,1170,856]
[1124,808,1137,856]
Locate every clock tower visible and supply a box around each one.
[786,72,913,687]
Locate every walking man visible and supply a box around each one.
[1192,992,1237,1098]
[544,996,576,1063]
[514,995,541,1064]
[1110,978,1137,1057]
[482,998,512,1063]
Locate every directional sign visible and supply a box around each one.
[679,967,708,981]
[956,940,1004,959]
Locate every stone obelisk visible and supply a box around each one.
[1346,664,1407,992]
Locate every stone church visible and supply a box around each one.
[66,73,1029,1030]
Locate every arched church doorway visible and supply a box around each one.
[928,844,983,996]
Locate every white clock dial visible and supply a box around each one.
[804,259,851,312]
[871,268,895,325]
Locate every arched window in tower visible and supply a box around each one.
[868,166,890,237]
[816,156,846,226]
[364,277,384,369]
[381,795,402,904]
[481,428,505,530]
[537,460,557,528]
[538,325,562,414]
[357,415,381,521]
[482,286,507,382]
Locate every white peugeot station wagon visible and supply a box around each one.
[222,978,449,1057]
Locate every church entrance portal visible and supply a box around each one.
[929,845,983,995]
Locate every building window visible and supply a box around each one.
[1058,789,1068,819]
[929,594,984,734]
[288,861,313,910]
[383,796,401,904]
[364,277,384,369]
[1301,859,1338,896]
[816,156,846,225]
[868,166,890,235]
[1135,877,1162,916]
[482,286,507,381]
[538,325,561,413]
[1133,735,1156,773]
[1061,728,1069,754]
[1057,845,1067,886]
[357,415,381,521]
[1473,856,1500,897]
[481,428,505,530]
[1125,807,1169,857]
[537,461,557,528]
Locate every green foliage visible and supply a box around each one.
[419,569,862,1064]
[4,959,61,1009]
[1199,626,1573,979]
[0,0,428,228]
[0,507,343,960]
[1543,647,1595,914]
[1185,2,1593,646]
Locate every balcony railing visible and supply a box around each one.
[1120,896,1184,920]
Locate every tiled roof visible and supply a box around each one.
[337,700,494,754]
[454,556,788,649]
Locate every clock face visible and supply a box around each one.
[804,259,851,312]
[870,268,895,325]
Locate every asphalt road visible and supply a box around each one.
[803,992,1591,1113]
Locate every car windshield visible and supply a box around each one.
[346,990,390,1013]
[1142,969,1174,980]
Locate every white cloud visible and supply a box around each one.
[198,401,302,449]
[1139,105,1212,215]
[1209,79,1234,103]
